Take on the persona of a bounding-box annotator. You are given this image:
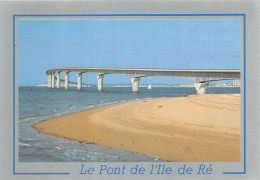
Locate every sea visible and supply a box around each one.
[19,86,240,162]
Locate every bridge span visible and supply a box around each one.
[46,68,240,94]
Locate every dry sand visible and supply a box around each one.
[33,94,240,162]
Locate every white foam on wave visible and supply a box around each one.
[62,149,117,161]
[20,138,34,142]
[19,116,35,122]
[54,144,62,150]
[86,105,94,109]
[19,142,31,147]
[111,101,118,104]
[67,106,75,109]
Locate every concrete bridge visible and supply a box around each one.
[46,68,240,94]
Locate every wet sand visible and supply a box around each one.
[33,94,240,162]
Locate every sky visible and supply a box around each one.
[18,19,241,85]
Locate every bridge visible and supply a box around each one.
[46,68,240,94]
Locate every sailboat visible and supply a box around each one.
[148,84,152,89]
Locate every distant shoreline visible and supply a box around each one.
[19,84,240,88]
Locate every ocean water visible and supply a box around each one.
[19,86,240,162]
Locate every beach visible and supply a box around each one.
[33,94,240,162]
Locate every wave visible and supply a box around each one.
[54,144,62,150]
[19,142,31,147]
[19,116,35,122]
[111,101,119,104]
[67,106,75,109]
[19,138,34,143]
[86,105,94,109]
[62,149,117,161]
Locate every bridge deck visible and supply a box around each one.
[47,67,240,74]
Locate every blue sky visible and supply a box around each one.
[18,19,240,85]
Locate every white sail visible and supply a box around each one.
[148,84,152,89]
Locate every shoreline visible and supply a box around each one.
[33,94,240,162]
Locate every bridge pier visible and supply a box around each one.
[56,72,60,89]
[131,77,140,93]
[97,75,104,92]
[233,79,240,86]
[77,73,82,91]
[65,72,69,90]
[48,73,52,88]
[51,72,55,88]
[194,83,209,94]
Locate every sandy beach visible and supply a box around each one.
[33,94,240,162]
